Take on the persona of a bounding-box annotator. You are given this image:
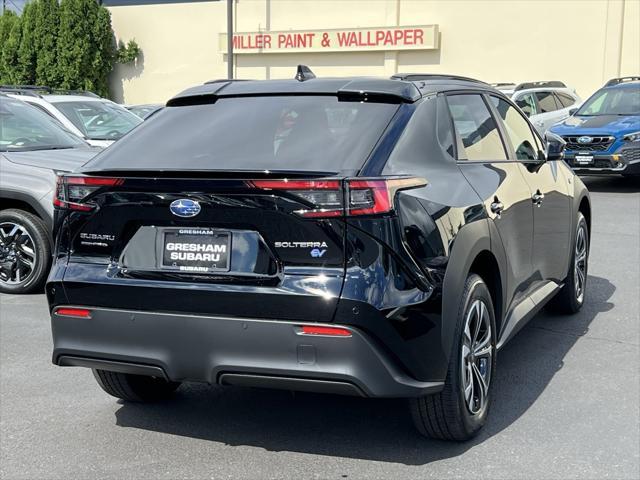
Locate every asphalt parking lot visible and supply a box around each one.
[1,176,638,480]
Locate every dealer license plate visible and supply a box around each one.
[162,229,230,272]
[575,155,594,165]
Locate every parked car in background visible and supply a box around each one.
[0,94,100,294]
[48,70,590,441]
[1,86,143,147]
[125,103,164,120]
[492,81,581,134]
[550,77,640,177]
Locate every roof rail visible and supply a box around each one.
[604,76,640,87]
[491,82,516,88]
[391,73,488,85]
[0,85,50,97]
[203,79,250,85]
[51,89,101,98]
[0,85,101,98]
[514,81,567,91]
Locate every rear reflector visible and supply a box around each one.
[300,325,352,337]
[55,308,92,318]
[250,177,427,218]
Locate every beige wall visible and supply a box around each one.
[109,0,640,104]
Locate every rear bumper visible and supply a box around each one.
[51,306,443,398]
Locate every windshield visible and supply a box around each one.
[576,86,640,116]
[0,97,87,152]
[84,96,400,173]
[53,100,142,140]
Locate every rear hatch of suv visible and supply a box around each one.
[51,93,402,323]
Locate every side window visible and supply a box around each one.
[556,92,576,108]
[515,93,537,117]
[491,96,539,161]
[446,94,507,161]
[535,91,560,113]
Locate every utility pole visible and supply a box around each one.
[227,0,234,79]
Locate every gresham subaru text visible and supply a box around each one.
[47,69,590,441]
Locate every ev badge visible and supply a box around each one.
[310,248,327,258]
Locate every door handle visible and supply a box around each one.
[490,199,504,217]
[532,190,545,206]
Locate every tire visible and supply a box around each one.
[93,369,181,402]
[547,212,589,314]
[410,274,497,441]
[0,209,51,294]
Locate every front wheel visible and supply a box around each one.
[410,274,496,441]
[547,212,589,314]
[0,209,51,294]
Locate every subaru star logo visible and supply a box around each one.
[169,199,201,218]
[577,136,593,144]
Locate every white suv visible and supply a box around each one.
[2,87,142,147]
[492,81,582,135]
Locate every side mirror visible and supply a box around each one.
[544,132,566,161]
[568,107,578,116]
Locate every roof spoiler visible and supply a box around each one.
[604,76,640,87]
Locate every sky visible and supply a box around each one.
[3,0,27,14]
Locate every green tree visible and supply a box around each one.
[0,10,19,83]
[1,16,23,85]
[57,0,99,91]
[35,0,60,86]
[17,1,38,84]
[91,7,116,97]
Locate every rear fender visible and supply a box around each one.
[441,218,492,362]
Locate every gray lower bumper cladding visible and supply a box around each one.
[52,307,443,398]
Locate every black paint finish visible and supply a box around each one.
[47,76,590,392]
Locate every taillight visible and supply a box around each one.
[54,175,123,211]
[348,177,427,216]
[250,179,343,218]
[250,177,426,218]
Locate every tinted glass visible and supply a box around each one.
[556,92,576,108]
[85,96,399,173]
[515,93,537,117]
[535,91,559,113]
[447,94,506,161]
[491,96,539,161]
[577,86,640,115]
[54,100,142,140]
[0,97,86,152]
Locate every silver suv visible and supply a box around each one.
[2,86,142,147]
[492,81,582,134]
[0,95,100,293]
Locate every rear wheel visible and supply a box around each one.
[93,369,181,402]
[0,209,50,294]
[547,212,588,314]
[410,274,496,441]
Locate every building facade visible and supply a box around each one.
[105,0,640,104]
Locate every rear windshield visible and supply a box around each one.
[83,96,399,173]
